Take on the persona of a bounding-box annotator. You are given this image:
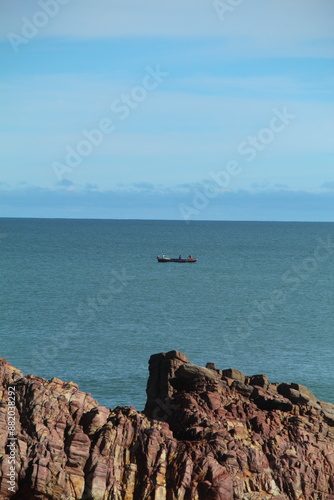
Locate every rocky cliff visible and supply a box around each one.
[0,351,334,499]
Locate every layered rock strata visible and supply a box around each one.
[0,351,334,499]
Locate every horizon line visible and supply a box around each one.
[0,216,333,224]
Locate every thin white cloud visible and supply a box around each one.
[173,74,334,97]
[1,0,333,57]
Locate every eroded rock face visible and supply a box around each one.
[0,352,334,499]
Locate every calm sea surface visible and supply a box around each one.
[0,218,333,409]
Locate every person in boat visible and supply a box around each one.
[179,255,182,259]
[188,255,192,259]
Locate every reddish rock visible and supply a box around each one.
[249,373,270,389]
[277,382,320,407]
[222,368,246,384]
[0,353,333,499]
[251,386,293,412]
[144,350,189,418]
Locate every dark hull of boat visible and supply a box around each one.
[157,257,197,263]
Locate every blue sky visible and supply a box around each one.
[1,0,333,220]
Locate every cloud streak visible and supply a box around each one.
[1,0,333,59]
[1,184,333,222]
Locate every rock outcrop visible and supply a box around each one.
[0,351,334,499]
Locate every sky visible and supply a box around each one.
[0,0,333,221]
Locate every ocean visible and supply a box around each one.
[0,218,333,410]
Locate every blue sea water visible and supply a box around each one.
[0,218,333,410]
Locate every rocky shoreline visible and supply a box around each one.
[0,351,334,499]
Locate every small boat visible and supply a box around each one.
[157,255,197,263]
